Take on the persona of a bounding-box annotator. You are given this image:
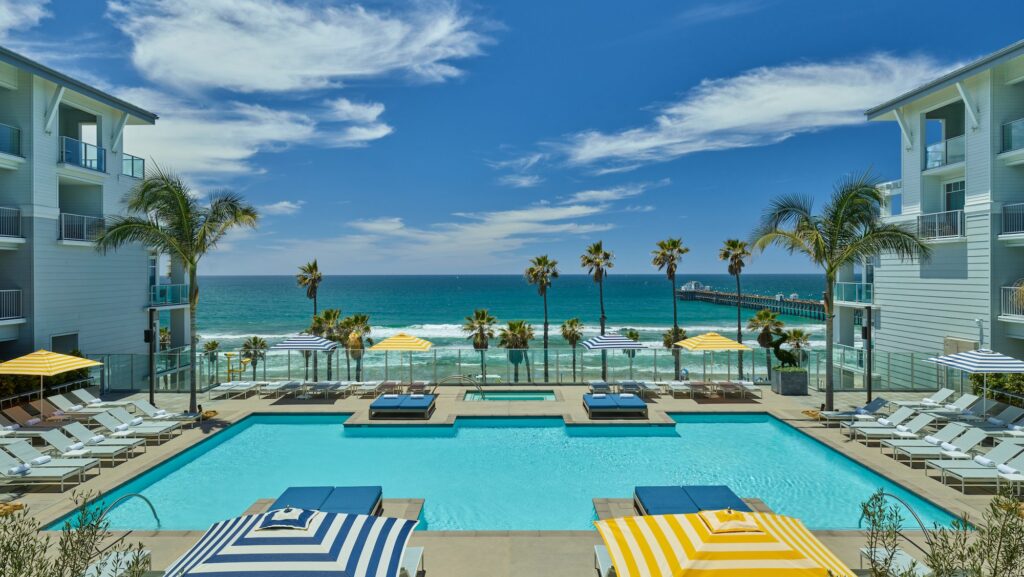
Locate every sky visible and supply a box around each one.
[2,0,1022,275]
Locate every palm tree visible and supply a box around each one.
[95,167,258,412]
[580,241,614,379]
[524,255,559,383]
[719,239,751,379]
[560,318,584,382]
[241,336,268,380]
[752,171,930,410]
[345,314,372,381]
[462,309,496,384]
[337,316,355,380]
[651,238,689,379]
[498,320,534,383]
[158,327,171,351]
[624,328,640,379]
[662,327,687,378]
[297,260,323,380]
[747,309,784,379]
[784,328,811,366]
[316,308,342,380]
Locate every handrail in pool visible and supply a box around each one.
[858,491,934,554]
[99,493,161,528]
[438,374,482,392]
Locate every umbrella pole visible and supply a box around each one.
[385,352,389,380]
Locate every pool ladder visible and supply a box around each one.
[857,491,934,555]
[99,493,161,528]
[437,374,482,393]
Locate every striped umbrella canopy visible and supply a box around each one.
[927,349,1024,412]
[595,511,854,577]
[370,333,433,352]
[164,510,417,577]
[271,335,338,351]
[582,334,647,350]
[0,350,103,404]
[675,332,750,351]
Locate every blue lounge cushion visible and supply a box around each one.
[400,394,435,409]
[613,394,646,409]
[320,486,382,514]
[270,486,333,511]
[583,394,617,409]
[635,486,698,515]
[370,396,404,409]
[683,485,751,512]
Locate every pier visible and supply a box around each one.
[677,281,826,321]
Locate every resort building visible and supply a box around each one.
[0,47,189,381]
[833,39,1024,388]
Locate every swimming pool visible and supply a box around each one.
[54,413,956,531]
[463,390,556,401]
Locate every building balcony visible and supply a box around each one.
[122,153,144,178]
[0,289,23,321]
[59,136,106,173]
[1000,118,1024,166]
[924,135,965,172]
[917,209,965,241]
[1001,203,1024,246]
[0,123,24,170]
[59,212,104,243]
[833,282,873,306]
[0,206,23,250]
[151,283,189,308]
[1001,286,1024,323]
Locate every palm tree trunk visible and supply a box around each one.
[736,273,744,379]
[671,276,680,379]
[525,351,532,382]
[312,296,318,382]
[252,362,257,380]
[345,349,352,380]
[542,292,549,383]
[479,349,486,384]
[188,270,199,413]
[599,277,607,380]
[327,352,332,380]
[572,346,577,381]
[824,282,835,411]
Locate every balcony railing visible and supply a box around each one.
[1002,286,1024,319]
[833,282,873,304]
[0,289,22,320]
[59,213,104,242]
[917,209,964,240]
[0,206,20,237]
[151,284,189,306]
[1003,118,1024,153]
[0,123,21,157]
[925,135,965,169]
[1004,203,1024,235]
[59,136,106,172]
[122,153,144,178]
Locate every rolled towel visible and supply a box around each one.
[619,393,635,398]
[974,455,995,467]
[154,409,167,417]
[962,409,974,416]
[68,404,83,412]
[877,418,893,426]
[923,435,942,445]
[128,417,143,426]
[895,425,910,433]
[940,442,959,452]
[68,442,85,451]
[987,417,1005,426]
[6,464,29,475]
[30,455,51,466]
[26,418,41,426]
[113,423,129,432]
[854,408,867,415]
[410,394,424,399]
[382,394,399,399]
[921,398,939,405]
[87,435,106,445]
[86,398,101,405]
[592,393,606,398]
[944,403,959,411]
[996,463,1019,475]
[1011,424,1023,431]
[2,424,19,431]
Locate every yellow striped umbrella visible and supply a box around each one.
[0,350,103,404]
[675,332,750,352]
[370,333,433,381]
[595,511,854,577]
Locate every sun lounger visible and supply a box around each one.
[964,406,1024,435]
[40,429,133,465]
[818,397,889,426]
[589,380,612,394]
[306,381,343,398]
[0,414,51,437]
[270,486,384,515]
[583,393,647,419]
[93,412,176,443]
[853,414,935,443]
[3,405,64,427]
[633,485,751,516]
[921,394,980,421]
[841,407,915,436]
[889,428,987,467]
[369,394,436,420]
[891,388,955,409]
[63,421,145,453]
[47,394,108,417]
[355,381,383,398]
[260,380,303,398]
[0,451,82,491]
[881,423,965,454]
[2,439,98,477]
[408,381,433,394]
[736,380,762,399]
[132,400,193,422]
[618,381,643,396]
[67,388,135,409]
[689,382,714,398]
[941,452,1024,492]
[925,440,1024,481]
[381,381,403,394]
[667,381,692,398]
[108,407,182,436]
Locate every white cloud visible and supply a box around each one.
[260,200,305,215]
[625,204,655,213]
[326,98,385,123]
[108,0,490,92]
[557,54,957,171]
[562,179,668,204]
[0,0,49,38]
[322,100,393,147]
[497,174,543,188]
[674,0,764,25]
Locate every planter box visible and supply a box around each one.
[771,370,808,396]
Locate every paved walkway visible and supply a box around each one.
[9,385,996,576]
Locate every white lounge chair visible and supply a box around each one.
[853,414,935,443]
[93,412,176,443]
[132,400,193,421]
[819,397,890,426]
[261,380,303,398]
[891,388,955,409]
[941,452,1024,492]
[47,394,109,416]
[2,439,99,477]
[40,429,133,466]
[925,440,1024,482]
[921,394,979,420]
[63,421,145,453]
[964,406,1024,436]
[0,451,82,491]
[889,428,987,467]
[841,407,915,437]
[881,423,965,455]
[108,407,181,437]
[355,381,383,398]
[667,381,692,398]
[67,389,136,409]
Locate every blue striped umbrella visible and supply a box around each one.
[581,334,647,350]
[271,335,338,352]
[928,349,1024,412]
[164,511,417,577]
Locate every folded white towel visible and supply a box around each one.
[6,463,29,475]
[26,418,41,426]
[382,394,399,399]
[944,403,958,411]
[1012,425,1023,431]
[996,463,1019,475]
[68,441,85,451]
[154,409,167,417]
[30,455,51,465]
[2,424,18,431]
[940,442,959,452]
[854,408,867,415]
[86,399,101,405]
[962,409,974,416]
[129,417,144,426]
[924,435,941,445]
[69,404,83,412]
[87,435,105,445]
[987,417,1004,426]
[877,418,893,426]
[974,455,995,467]
[619,393,635,398]
[922,398,939,405]
[895,425,910,433]
[592,393,606,398]
[410,394,424,399]
[113,424,129,432]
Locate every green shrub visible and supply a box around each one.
[969,373,1024,405]
[773,366,808,373]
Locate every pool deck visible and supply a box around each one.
[10,385,996,576]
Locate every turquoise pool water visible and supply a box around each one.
[53,414,956,532]
[463,390,556,401]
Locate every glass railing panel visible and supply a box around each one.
[833,282,873,303]
[1003,118,1024,153]
[924,135,965,169]
[150,284,190,306]
[0,123,21,157]
[59,136,106,172]
[122,153,144,178]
